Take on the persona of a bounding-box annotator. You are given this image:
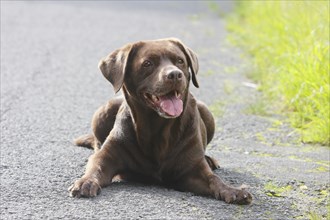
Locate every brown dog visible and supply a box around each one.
[69,38,252,204]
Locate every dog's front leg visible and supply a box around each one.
[68,142,120,198]
[181,159,252,204]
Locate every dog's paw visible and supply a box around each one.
[216,187,252,205]
[68,177,101,198]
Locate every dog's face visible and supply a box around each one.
[99,38,199,118]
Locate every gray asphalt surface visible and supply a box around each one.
[1,1,329,219]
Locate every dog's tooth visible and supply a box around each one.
[152,95,159,102]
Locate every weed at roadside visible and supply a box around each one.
[227,1,330,146]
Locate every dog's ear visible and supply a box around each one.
[169,38,199,88]
[98,44,133,93]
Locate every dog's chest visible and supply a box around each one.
[144,137,186,181]
[131,113,192,181]
[150,156,182,183]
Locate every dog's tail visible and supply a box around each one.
[74,134,99,151]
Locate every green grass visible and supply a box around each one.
[264,181,293,197]
[227,1,330,146]
[244,99,269,116]
[209,101,225,118]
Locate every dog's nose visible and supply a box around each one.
[166,70,183,81]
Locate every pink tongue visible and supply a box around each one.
[159,95,183,117]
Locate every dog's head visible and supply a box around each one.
[98,38,199,119]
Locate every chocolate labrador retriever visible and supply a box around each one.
[69,38,252,204]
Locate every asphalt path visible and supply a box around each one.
[1,1,329,219]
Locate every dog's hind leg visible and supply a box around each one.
[91,97,123,144]
[197,101,215,145]
[205,155,220,170]
[74,97,124,151]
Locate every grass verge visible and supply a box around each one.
[226,1,329,146]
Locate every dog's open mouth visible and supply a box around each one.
[144,91,183,118]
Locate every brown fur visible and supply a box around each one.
[69,38,252,204]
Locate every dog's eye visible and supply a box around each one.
[177,58,184,64]
[142,60,152,68]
